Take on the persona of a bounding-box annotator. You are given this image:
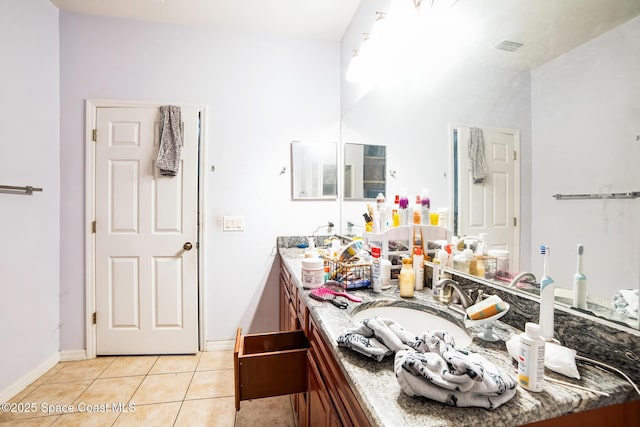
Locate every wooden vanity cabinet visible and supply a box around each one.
[276,260,369,426]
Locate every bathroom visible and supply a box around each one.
[2,0,638,424]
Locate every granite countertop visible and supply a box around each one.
[279,248,638,427]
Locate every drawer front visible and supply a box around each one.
[234,328,309,411]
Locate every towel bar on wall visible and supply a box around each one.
[0,185,43,194]
[553,191,640,200]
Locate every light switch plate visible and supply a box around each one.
[223,216,245,231]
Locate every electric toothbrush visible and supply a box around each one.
[539,245,555,341]
[573,244,587,310]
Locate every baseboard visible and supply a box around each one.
[0,352,59,403]
[59,349,87,361]
[205,340,234,351]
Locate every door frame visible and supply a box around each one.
[448,124,521,270]
[85,99,208,359]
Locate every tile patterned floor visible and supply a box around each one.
[0,351,295,427]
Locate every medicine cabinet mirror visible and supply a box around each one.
[291,141,338,200]
[343,143,386,200]
[340,0,640,330]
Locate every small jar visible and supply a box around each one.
[399,257,415,298]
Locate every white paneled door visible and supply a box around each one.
[95,106,199,355]
[456,126,519,267]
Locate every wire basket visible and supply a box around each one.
[323,255,371,290]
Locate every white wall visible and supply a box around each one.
[531,16,640,298]
[59,12,341,348]
[0,0,60,392]
[340,1,533,264]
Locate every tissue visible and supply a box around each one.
[506,335,580,379]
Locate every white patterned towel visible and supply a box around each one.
[338,316,517,409]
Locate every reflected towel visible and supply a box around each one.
[468,127,487,184]
[612,289,639,320]
[156,105,183,176]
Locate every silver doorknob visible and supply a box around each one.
[183,242,193,251]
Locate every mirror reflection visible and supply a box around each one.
[344,143,387,200]
[291,141,337,200]
[341,0,640,328]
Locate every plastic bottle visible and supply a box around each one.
[573,244,587,310]
[420,189,431,225]
[413,247,425,290]
[379,206,388,233]
[376,193,387,233]
[413,196,422,224]
[399,257,414,298]
[518,322,545,392]
[437,208,449,228]
[380,259,392,290]
[398,189,410,225]
[436,249,451,280]
[371,246,382,293]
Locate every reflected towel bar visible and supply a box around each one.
[0,185,43,194]
[553,191,639,200]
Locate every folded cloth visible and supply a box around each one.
[468,127,487,184]
[395,349,517,409]
[156,105,183,176]
[612,289,639,320]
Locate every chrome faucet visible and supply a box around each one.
[509,272,537,288]
[434,278,477,309]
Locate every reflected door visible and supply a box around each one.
[95,106,198,354]
[455,126,519,269]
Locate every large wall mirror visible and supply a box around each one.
[344,143,386,200]
[341,0,640,329]
[291,141,338,200]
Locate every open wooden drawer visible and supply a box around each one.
[234,327,309,410]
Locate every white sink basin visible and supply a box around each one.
[352,306,472,347]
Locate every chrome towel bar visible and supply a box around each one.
[0,185,43,194]
[553,191,639,200]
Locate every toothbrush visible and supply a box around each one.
[573,244,587,310]
[539,245,555,341]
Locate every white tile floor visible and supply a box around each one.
[0,351,295,427]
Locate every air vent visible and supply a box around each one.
[495,40,524,52]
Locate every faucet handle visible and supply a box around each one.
[472,289,485,304]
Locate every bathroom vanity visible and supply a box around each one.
[234,245,639,426]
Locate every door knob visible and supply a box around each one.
[183,242,193,251]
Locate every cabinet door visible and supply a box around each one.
[279,279,289,331]
[289,300,299,331]
[308,352,333,427]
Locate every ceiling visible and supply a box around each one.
[49,0,640,68]
[50,0,362,41]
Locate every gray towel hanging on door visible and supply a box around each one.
[468,127,487,184]
[156,105,183,176]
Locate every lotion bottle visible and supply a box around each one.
[399,257,415,298]
[518,322,545,392]
[420,189,431,225]
[371,246,382,293]
[413,246,425,291]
